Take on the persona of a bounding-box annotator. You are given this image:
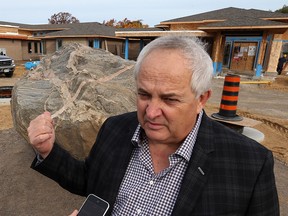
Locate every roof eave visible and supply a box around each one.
[199,25,288,34]
[0,33,28,40]
[36,35,122,40]
[159,20,226,25]
[115,30,214,38]
[199,25,288,30]
[262,17,288,21]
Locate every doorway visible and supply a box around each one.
[229,42,257,71]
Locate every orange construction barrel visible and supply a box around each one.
[212,74,243,121]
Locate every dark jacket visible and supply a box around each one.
[32,111,279,215]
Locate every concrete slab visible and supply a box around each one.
[242,126,265,143]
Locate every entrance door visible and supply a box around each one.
[230,42,257,71]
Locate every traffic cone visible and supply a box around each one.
[212,74,243,121]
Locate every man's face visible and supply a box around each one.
[136,49,209,146]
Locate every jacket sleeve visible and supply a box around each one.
[30,115,111,197]
[245,150,279,216]
[31,143,88,196]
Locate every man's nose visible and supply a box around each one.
[146,100,162,118]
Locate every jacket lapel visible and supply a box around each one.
[103,113,139,214]
[172,112,215,215]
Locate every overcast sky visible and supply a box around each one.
[1,1,287,27]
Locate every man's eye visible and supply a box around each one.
[164,98,178,102]
[138,92,149,98]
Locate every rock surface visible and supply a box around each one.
[11,43,136,159]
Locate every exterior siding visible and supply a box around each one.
[63,38,87,46]
[266,34,284,72]
[46,40,57,54]
[170,23,200,30]
[0,26,18,34]
[0,39,22,60]
[21,41,42,61]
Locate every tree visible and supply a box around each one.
[103,18,149,28]
[48,12,80,24]
[275,5,288,13]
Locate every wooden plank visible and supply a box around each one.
[209,115,262,127]
[240,81,271,84]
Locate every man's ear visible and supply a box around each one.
[197,90,212,112]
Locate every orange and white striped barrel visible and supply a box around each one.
[212,74,243,121]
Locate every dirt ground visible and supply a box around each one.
[0,65,288,215]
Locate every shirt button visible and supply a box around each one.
[149,180,154,185]
[136,209,141,214]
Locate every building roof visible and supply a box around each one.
[161,7,288,24]
[159,7,288,33]
[42,22,116,38]
[1,7,288,39]
[116,27,164,32]
[0,21,118,39]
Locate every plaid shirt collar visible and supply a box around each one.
[131,110,203,162]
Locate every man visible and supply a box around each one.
[28,36,279,215]
[277,54,287,75]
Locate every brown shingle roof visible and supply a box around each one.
[0,21,116,37]
[202,17,288,28]
[160,7,288,31]
[162,7,288,23]
[43,22,116,37]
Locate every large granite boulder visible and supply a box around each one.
[11,43,136,159]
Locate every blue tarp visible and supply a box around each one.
[24,61,40,70]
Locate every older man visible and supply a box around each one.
[28,36,279,215]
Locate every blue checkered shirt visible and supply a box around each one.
[111,111,203,215]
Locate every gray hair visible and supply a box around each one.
[134,35,213,98]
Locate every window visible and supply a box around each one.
[223,42,232,67]
[34,42,38,53]
[88,39,93,48]
[94,39,101,48]
[28,42,32,53]
[282,42,288,55]
[57,39,63,50]
[122,41,126,54]
[42,41,46,54]
[40,42,43,54]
